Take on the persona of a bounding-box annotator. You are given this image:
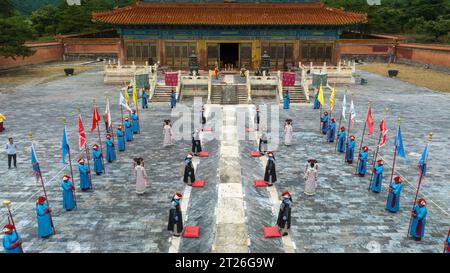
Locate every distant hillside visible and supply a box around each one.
[12,0,64,14]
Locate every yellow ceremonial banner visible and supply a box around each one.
[132,80,138,107]
[124,84,130,105]
[330,84,336,112]
[318,83,325,107]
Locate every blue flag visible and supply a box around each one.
[394,126,406,158]
[62,126,70,164]
[418,144,429,176]
[31,143,40,176]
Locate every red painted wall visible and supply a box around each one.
[0,42,63,70]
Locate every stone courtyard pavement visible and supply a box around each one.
[0,68,449,253]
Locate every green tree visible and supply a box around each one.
[0,0,15,17]
[0,15,36,59]
[31,5,60,37]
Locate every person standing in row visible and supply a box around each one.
[170,90,177,109]
[337,127,346,153]
[313,89,320,109]
[321,111,329,135]
[2,224,22,253]
[304,159,318,196]
[370,160,384,193]
[117,125,125,151]
[201,105,206,128]
[409,198,427,241]
[36,196,53,239]
[327,118,336,143]
[183,153,195,186]
[346,135,356,164]
[264,152,277,186]
[168,193,183,237]
[255,106,260,131]
[78,158,92,191]
[284,119,293,146]
[5,137,17,169]
[357,146,369,177]
[163,120,173,147]
[61,175,76,211]
[276,192,292,236]
[124,117,133,142]
[444,229,450,253]
[192,129,202,156]
[134,158,148,195]
[283,91,290,110]
[131,109,139,134]
[92,144,103,175]
[142,89,149,109]
[259,128,268,154]
[105,133,116,163]
[386,176,402,213]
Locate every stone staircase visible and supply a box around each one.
[283,85,307,103]
[151,85,174,102]
[236,85,248,104]
[210,86,223,104]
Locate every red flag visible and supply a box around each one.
[378,118,388,147]
[78,114,86,150]
[366,106,374,136]
[91,105,101,132]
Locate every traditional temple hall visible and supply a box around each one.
[93,0,367,70]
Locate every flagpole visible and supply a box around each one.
[344,94,353,161]
[407,132,432,238]
[3,200,24,252]
[355,102,370,174]
[29,132,56,235]
[93,100,106,174]
[84,143,94,190]
[63,118,77,208]
[368,108,388,191]
[389,118,401,187]
[120,104,126,151]
[106,97,116,148]
[335,89,346,151]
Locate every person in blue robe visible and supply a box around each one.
[36,196,53,238]
[386,176,402,213]
[61,175,76,211]
[131,110,139,134]
[357,146,369,177]
[117,125,125,151]
[105,134,116,163]
[283,91,290,110]
[370,160,384,193]
[142,89,149,109]
[409,198,427,241]
[124,117,133,141]
[321,111,329,135]
[170,90,177,109]
[345,135,356,164]
[313,89,320,109]
[78,158,92,191]
[2,224,22,253]
[337,127,346,153]
[92,144,103,175]
[327,118,336,142]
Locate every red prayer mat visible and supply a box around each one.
[246,128,256,132]
[183,226,200,238]
[198,151,209,157]
[202,128,214,132]
[264,226,282,238]
[254,180,268,187]
[192,180,205,188]
[250,151,263,157]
